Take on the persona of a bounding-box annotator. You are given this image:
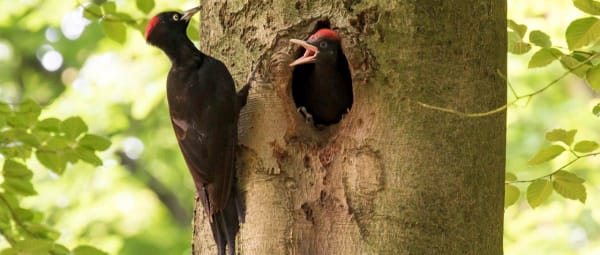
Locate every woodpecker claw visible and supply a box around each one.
[297,107,314,124]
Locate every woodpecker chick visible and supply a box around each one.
[290,28,353,126]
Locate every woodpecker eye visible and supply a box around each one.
[172,14,180,21]
[320,41,328,48]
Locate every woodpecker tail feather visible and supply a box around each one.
[209,184,243,255]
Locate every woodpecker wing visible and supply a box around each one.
[167,57,237,216]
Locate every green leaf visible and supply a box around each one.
[508,19,527,38]
[101,1,116,14]
[2,160,33,179]
[527,179,553,208]
[36,118,61,132]
[586,64,600,92]
[14,207,34,222]
[1,178,37,196]
[508,31,531,55]
[100,20,127,44]
[566,17,600,50]
[0,102,11,114]
[62,117,88,140]
[15,130,39,147]
[92,0,107,5]
[545,129,577,146]
[136,0,155,14]
[505,172,517,182]
[574,140,599,153]
[83,4,102,20]
[36,151,66,175]
[528,145,566,165]
[50,244,70,255]
[594,103,600,116]
[75,147,102,166]
[529,30,552,48]
[72,245,108,255]
[560,54,593,77]
[26,223,60,240]
[528,48,563,68]
[44,136,71,150]
[553,170,586,203]
[574,0,600,15]
[187,20,200,41]
[505,184,520,208]
[2,239,54,255]
[79,134,111,151]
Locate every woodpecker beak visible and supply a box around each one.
[182,6,201,21]
[289,39,319,66]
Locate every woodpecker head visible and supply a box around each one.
[145,6,201,47]
[289,29,342,66]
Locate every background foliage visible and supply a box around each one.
[0,0,599,254]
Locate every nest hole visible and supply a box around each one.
[290,18,353,128]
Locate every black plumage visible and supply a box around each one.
[145,7,245,255]
[290,28,353,126]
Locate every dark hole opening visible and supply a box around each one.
[290,18,353,127]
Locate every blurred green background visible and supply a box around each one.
[0,0,599,254]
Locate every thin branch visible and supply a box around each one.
[417,53,600,117]
[506,151,600,184]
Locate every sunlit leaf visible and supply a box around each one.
[553,170,586,203]
[529,30,552,48]
[574,140,599,153]
[62,117,88,140]
[527,179,553,208]
[528,48,563,68]
[0,102,11,114]
[36,151,66,175]
[187,20,200,41]
[83,4,102,20]
[1,178,37,196]
[79,134,111,151]
[586,65,600,92]
[35,118,61,132]
[44,136,71,150]
[100,20,127,44]
[508,31,531,55]
[545,129,577,146]
[528,145,565,165]
[2,160,33,179]
[26,223,60,240]
[505,172,517,182]
[594,103,600,116]
[574,0,600,15]
[136,0,155,14]
[101,1,116,14]
[508,19,527,38]
[50,244,70,255]
[72,245,108,255]
[561,54,593,77]
[75,147,102,166]
[566,17,600,50]
[505,184,520,208]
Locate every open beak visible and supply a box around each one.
[182,6,201,21]
[289,39,319,66]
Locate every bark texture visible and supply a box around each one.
[192,1,506,254]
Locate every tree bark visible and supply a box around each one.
[193,1,506,254]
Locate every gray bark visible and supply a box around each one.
[193,1,506,254]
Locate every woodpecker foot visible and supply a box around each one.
[297,107,314,124]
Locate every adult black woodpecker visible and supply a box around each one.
[145,6,247,255]
[290,28,353,126]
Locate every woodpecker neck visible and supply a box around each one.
[159,34,203,65]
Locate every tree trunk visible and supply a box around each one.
[193,1,506,254]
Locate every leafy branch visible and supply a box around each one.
[416,52,600,117]
[0,99,110,255]
[505,129,598,209]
